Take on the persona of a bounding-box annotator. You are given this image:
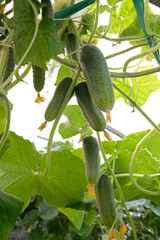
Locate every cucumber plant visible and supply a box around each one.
[1,1,160,240]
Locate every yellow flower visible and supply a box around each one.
[38,121,47,131]
[35,93,45,103]
[87,183,95,198]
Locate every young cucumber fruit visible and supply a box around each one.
[45,77,73,121]
[75,82,107,132]
[95,174,117,229]
[2,47,15,85]
[32,64,46,93]
[83,136,100,185]
[41,0,54,19]
[66,33,80,62]
[80,44,115,112]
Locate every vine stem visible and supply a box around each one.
[105,43,148,60]
[111,66,160,78]
[96,132,137,240]
[123,41,160,73]
[129,123,160,196]
[0,92,11,152]
[53,55,77,69]
[113,82,160,134]
[95,32,146,43]
[88,0,99,44]
[4,62,32,93]
[70,19,83,47]
[115,173,160,178]
[41,68,81,177]
[0,0,39,91]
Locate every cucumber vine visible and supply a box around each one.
[0,0,160,239]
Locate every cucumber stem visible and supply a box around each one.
[113,82,160,134]
[0,92,11,152]
[70,19,83,47]
[53,55,77,69]
[41,68,81,177]
[129,123,160,196]
[0,0,39,91]
[123,41,160,73]
[110,66,160,78]
[96,132,137,240]
[105,43,148,60]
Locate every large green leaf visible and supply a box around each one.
[60,207,84,230]
[11,0,63,69]
[0,132,87,208]
[103,130,160,204]
[113,65,160,106]
[0,191,24,240]
[120,13,160,39]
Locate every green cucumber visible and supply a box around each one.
[66,33,80,62]
[45,77,73,121]
[2,46,15,85]
[41,0,54,19]
[80,44,115,112]
[75,82,107,132]
[32,64,45,93]
[83,136,100,184]
[95,174,117,229]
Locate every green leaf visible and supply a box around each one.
[107,0,122,6]
[102,130,160,204]
[60,207,84,230]
[84,210,97,226]
[0,191,24,240]
[114,65,160,106]
[12,0,63,69]
[63,105,86,129]
[38,200,59,220]
[99,4,110,14]
[59,120,79,139]
[55,64,72,86]
[0,132,87,208]
[0,100,12,135]
[20,209,38,225]
[50,140,73,151]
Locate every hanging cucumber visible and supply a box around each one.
[41,0,54,19]
[95,174,117,229]
[66,33,80,62]
[32,64,46,103]
[2,46,15,86]
[83,135,100,198]
[45,77,73,122]
[80,44,115,114]
[75,82,107,132]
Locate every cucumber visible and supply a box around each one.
[75,82,107,132]
[45,77,73,121]
[32,64,45,93]
[41,0,54,19]
[83,136,100,185]
[80,44,115,112]
[95,174,117,229]
[2,46,15,85]
[66,33,80,62]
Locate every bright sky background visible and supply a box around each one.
[7,1,160,151]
